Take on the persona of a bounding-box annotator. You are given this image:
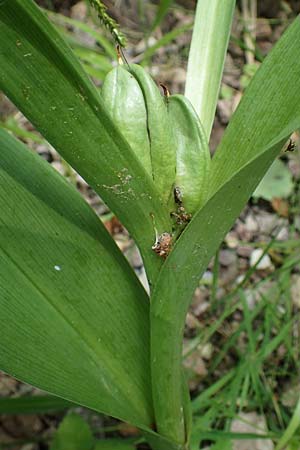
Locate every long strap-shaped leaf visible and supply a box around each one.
[0,0,170,285]
[210,16,300,196]
[0,129,153,429]
[150,16,300,445]
[185,0,235,139]
[0,395,72,414]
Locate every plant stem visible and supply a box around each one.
[185,0,236,140]
[143,429,187,450]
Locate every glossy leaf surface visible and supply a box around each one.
[0,0,170,285]
[150,16,300,444]
[0,129,153,429]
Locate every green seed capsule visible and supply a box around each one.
[168,94,211,215]
[101,65,152,175]
[127,64,176,208]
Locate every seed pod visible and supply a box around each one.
[127,64,176,208]
[168,94,211,214]
[101,65,152,175]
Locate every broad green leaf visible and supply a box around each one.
[210,17,300,195]
[150,16,300,444]
[0,395,72,415]
[253,158,294,200]
[0,0,171,285]
[51,413,94,450]
[185,0,235,138]
[0,129,153,429]
[150,143,282,444]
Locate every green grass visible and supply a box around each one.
[188,233,300,448]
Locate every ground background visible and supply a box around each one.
[0,0,300,448]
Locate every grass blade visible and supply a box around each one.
[275,395,300,450]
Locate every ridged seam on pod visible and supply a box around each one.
[101,65,152,175]
[168,94,211,215]
[127,64,176,208]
